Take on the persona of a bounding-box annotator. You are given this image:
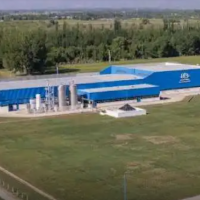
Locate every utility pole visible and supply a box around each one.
[108,50,111,64]
[56,64,59,76]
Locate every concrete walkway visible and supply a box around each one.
[0,187,19,200]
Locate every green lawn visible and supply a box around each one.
[1,97,200,200]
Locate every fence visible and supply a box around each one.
[0,169,51,200]
[0,177,29,200]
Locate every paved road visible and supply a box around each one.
[0,187,18,200]
[183,196,200,200]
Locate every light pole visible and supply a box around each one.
[123,172,128,200]
[56,64,59,76]
[108,50,111,64]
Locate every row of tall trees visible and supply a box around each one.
[0,20,200,74]
[2,9,200,21]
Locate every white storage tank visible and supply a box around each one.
[69,81,78,109]
[29,99,36,110]
[36,94,42,110]
[54,104,59,112]
[58,85,67,111]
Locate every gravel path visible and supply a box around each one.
[0,187,19,200]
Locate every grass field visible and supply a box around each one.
[1,97,200,200]
[0,18,199,30]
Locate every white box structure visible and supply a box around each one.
[100,104,146,118]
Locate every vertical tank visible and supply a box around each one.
[36,94,42,110]
[29,99,36,110]
[26,103,31,113]
[58,85,67,111]
[69,81,78,109]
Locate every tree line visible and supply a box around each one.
[1,9,200,21]
[0,19,200,75]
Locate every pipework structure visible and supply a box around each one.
[45,81,55,112]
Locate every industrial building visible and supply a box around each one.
[0,62,200,113]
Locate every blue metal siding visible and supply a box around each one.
[100,66,152,77]
[0,79,143,106]
[145,69,200,90]
[84,86,160,101]
[77,79,143,90]
[0,87,59,106]
[100,66,112,74]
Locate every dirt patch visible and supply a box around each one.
[127,161,154,170]
[142,168,180,183]
[116,134,134,141]
[114,143,128,148]
[149,168,166,174]
[127,162,140,168]
[143,136,179,145]
[172,143,191,150]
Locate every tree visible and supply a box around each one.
[0,30,24,72]
[98,44,108,61]
[0,49,2,69]
[1,29,49,74]
[142,18,150,25]
[1,15,200,74]
[158,40,179,58]
[114,19,122,32]
[18,30,49,74]
[111,37,126,61]
[47,47,66,67]
[62,21,68,48]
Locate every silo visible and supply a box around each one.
[26,103,31,113]
[58,85,67,111]
[29,99,36,110]
[69,82,78,109]
[36,94,42,110]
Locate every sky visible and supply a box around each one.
[1,0,200,10]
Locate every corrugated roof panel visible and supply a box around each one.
[0,74,141,91]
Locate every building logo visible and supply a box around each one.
[180,73,190,83]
